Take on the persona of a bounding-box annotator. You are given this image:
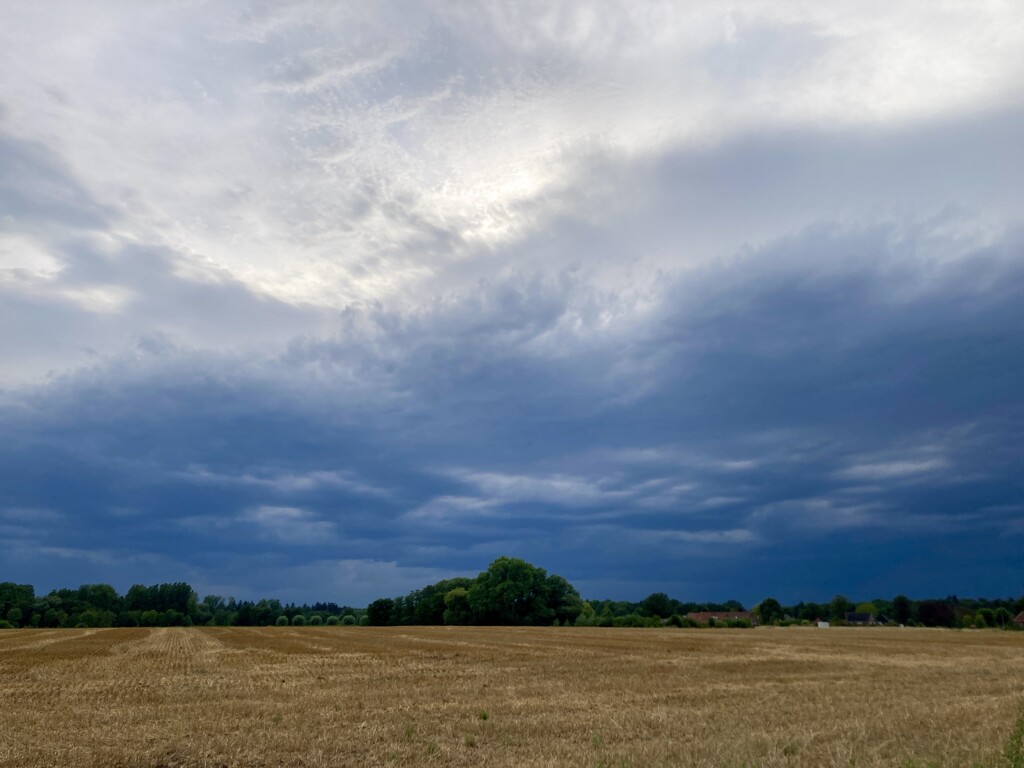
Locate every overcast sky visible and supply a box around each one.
[1,1,1022,606]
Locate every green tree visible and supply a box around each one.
[275,615,289,626]
[829,595,854,622]
[0,583,34,627]
[855,602,878,617]
[5,606,22,626]
[443,588,472,625]
[467,557,554,625]
[78,584,120,614]
[291,614,306,626]
[798,602,824,621]
[546,574,583,625]
[575,601,597,627]
[640,592,674,619]
[410,578,475,625]
[367,598,394,626]
[893,595,912,625]
[917,600,955,627]
[757,597,783,625]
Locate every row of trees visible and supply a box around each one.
[752,594,1024,628]
[3,561,1022,630]
[0,582,364,629]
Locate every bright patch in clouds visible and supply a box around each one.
[237,506,336,546]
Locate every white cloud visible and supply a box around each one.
[237,505,336,545]
[447,468,624,507]
[178,466,389,497]
[751,497,886,532]
[837,458,949,481]
[1,0,1020,327]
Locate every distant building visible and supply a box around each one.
[817,621,830,628]
[1014,612,1024,627]
[686,611,758,626]
[845,612,878,626]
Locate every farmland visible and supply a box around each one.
[0,626,1022,767]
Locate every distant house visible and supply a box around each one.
[1014,612,1024,627]
[817,621,830,628]
[845,612,878,626]
[686,611,758,626]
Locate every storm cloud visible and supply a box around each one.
[1,2,1021,604]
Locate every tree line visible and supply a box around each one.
[365,558,1023,630]
[2,557,1022,630]
[0,581,366,629]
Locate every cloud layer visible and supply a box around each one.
[1,2,1022,603]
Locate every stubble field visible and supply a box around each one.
[0,626,1022,767]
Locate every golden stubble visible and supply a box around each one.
[0,626,1021,767]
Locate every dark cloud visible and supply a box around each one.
[2,220,1021,603]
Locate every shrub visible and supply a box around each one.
[359,615,369,626]
[308,615,323,626]
[0,620,13,630]
[326,616,340,626]
[342,614,356,626]
[291,615,306,626]
[275,615,289,626]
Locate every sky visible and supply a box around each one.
[1,1,1022,607]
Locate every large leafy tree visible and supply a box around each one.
[639,592,675,619]
[413,578,474,624]
[442,588,472,625]
[468,557,554,625]
[367,598,395,626]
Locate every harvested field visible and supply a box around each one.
[0,626,1022,767]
